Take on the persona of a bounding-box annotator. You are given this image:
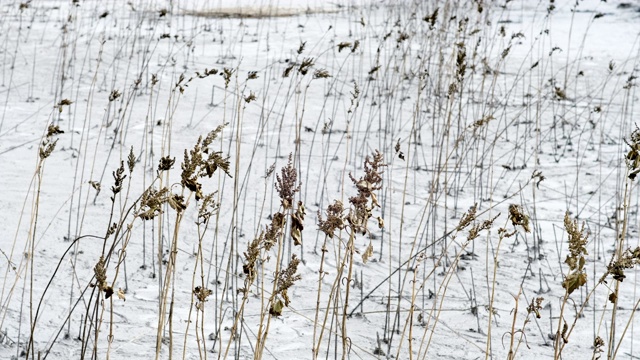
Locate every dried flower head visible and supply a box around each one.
[242,235,262,286]
[158,156,175,172]
[94,256,107,290]
[593,336,605,359]
[283,64,295,78]
[222,68,234,88]
[46,124,64,137]
[39,138,58,159]
[394,138,405,160]
[298,58,314,75]
[264,212,286,251]
[89,180,101,195]
[181,126,230,200]
[297,41,306,54]
[39,124,63,159]
[457,204,478,231]
[127,146,136,173]
[195,68,218,78]
[337,42,352,52]
[601,246,640,284]
[93,256,114,299]
[275,154,300,209]
[625,127,640,180]
[138,187,169,220]
[193,286,212,311]
[267,254,302,317]
[467,214,499,241]
[562,212,589,294]
[56,99,72,113]
[318,200,345,238]
[348,82,360,113]
[423,8,438,29]
[244,91,256,103]
[197,192,219,222]
[110,161,126,201]
[455,44,467,82]
[313,69,331,79]
[264,163,276,179]
[526,297,544,319]
[351,40,360,53]
[109,89,121,102]
[508,204,530,232]
[104,223,118,239]
[167,193,186,213]
[275,255,302,307]
[340,151,386,235]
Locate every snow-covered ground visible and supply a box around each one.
[0,0,639,359]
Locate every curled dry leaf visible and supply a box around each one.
[117,288,126,301]
[269,298,284,316]
[291,201,305,246]
[89,181,101,194]
[362,242,374,263]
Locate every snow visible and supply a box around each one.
[0,0,639,359]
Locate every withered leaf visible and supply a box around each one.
[362,242,374,263]
[158,156,175,171]
[291,228,302,246]
[291,202,305,246]
[89,181,101,193]
[562,272,587,295]
[139,207,161,220]
[117,288,126,301]
[182,177,200,193]
[104,286,114,299]
[269,298,284,317]
[168,194,186,213]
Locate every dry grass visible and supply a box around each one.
[0,0,639,359]
[183,7,339,19]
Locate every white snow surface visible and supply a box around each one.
[0,0,639,359]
